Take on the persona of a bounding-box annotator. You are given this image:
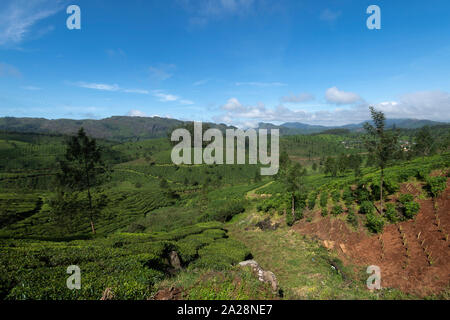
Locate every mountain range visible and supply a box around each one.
[0,116,446,141]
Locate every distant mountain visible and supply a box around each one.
[343,119,446,129]
[0,116,233,142]
[280,118,446,134]
[0,116,446,141]
[0,116,184,141]
[258,122,329,135]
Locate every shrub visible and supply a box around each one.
[190,238,251,270]
[346,208,358,228]
[205,199,245,222]
[307,192,318,210]
[321,208,328,217]
[425,176,447,198]
[370,183,380,201]
[331,190,341,203]
[286,208,304,226]
[384,203,398,223]
[332,205,343,216]
[355,184,371,202]
[384,177,400,195]
[398,194,414,204]
[342,189,354,206]
[416,168,429,181]
[319,192,328,208]
[402,201,420,219]
[359,201,374,215]
[366,212,384,233]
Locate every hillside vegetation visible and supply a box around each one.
[0,112,449,300]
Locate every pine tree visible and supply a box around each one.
[363,107,399,213]
[57,128,109,234]
[414,126,435,158]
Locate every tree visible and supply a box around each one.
[363,107,399,213]
[414,126,435,158]
[324,157,337,177]
[337,153,348,175]
[312,162,318,172]
[254,169,262,182]
[277,152,305,223]
[284,162,306,223]
[57,128,109,234]
[348,154,362,178]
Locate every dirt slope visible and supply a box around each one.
[293,179,450,297]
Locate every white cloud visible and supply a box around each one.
[149,64,176,81]
[127,110,147,117]
[214,90,450,127]
[0,62,21,77]
[74,82,149,94]
[106,48,126,57]
[374,90,450,120]
[281,93,314,103]
[222,97,243,111]
[320,9,341,22]
[236,81,287,87]
[193,79,210,86]
[152,90,195,105]
[76,82,120,91]
[153,90,179,102]
[123,89,149,94]
[325,87,362,105]
[0,0,65,46]
[21,85,41,90]
[181,0,255,23]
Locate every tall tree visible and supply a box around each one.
[277,152,305,222]
[363,107,399,213]
[58,128,108,234]
[348,154,362,178]
[324,156,337,177]
[414,126,435,158]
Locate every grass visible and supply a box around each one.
[226,207,415,300]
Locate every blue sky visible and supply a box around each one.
[0,0,449,127]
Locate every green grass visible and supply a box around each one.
[227,209,416,300]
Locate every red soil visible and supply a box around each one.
[293,179,450,297]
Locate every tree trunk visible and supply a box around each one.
[291,194,295,219]
[380,168,384,214]
[87,188,96,234]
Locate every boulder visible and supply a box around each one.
[100,287,114,300]
[169,251,181,270]
[239,259,279,293]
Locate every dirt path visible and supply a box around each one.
[246,181,274,199]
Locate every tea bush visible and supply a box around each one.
[366,212,384,234]
[425,176,447,198]
[359,201,374,215]
[384,203,398,223]
[402,201,420,219]
[332,205,343,216]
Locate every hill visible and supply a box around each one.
[0,117,446,141]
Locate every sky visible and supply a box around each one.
[0,0,449,127]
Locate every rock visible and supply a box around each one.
[339,243,347,254]
[239,260,279,293]
[100,287,114,300]
[323,240,335,250]
[153,286,182,300]
[239,260,259,268]
[169,251,181,270]
[261,271,278,292]
[255,217,280,231]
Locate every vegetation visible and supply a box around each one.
[0,111,448,300]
